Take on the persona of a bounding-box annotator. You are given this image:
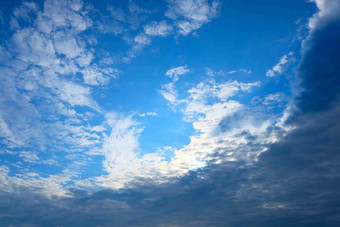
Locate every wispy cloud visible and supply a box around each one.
[266,52,294,77]
[160,65,190,104]
[138,112,158,117]
[124,1,221,61]
[166,0,220,35]
[206,68,252,76]
[144,20,173,37]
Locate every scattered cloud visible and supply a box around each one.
[206,68,252,77]
[1,0,340,226]
[133,33,151,48]
[166,0,220,35]
[144,20,173,37]
[139,112,158,117]
[82,66,119,86]
[266,52,294,77]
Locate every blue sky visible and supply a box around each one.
[1,0,340,226]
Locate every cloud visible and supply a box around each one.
[308,0,340,29]
[1,0,340,226]
[160,68,265,172]
[165,65,190,81]
[0,0,119,194]
[166,0,220,35]
[160,66,190,104]
[82,66,119,86]
[206,68,252,76]
[252,92,288,107]
[133,33,151,48]
[138,112,158,117]
[36,0,90,33]
[266,52,294,77]
[48,14,340,224]
[19,151,40,163]
[144,20,173,36]
[55,81,95,107]
[122,1,221,61]
[74,66,264,190]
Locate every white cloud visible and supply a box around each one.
[206,68,252,76]
[88,72,266,190]
[308,0,340,30]
[166,0,220,35]
[160,88,178,104]
[92,113,172,188]
[0,0,284,195]
[133,33,151,47]
[266,52,294,77]
[123,1,220,61]
[82,66,119,86]
[36,0,91,33]
[157,68,269,182]
[0,115,23,148]
[263,93,287,105]
[19,151,40,163]
[10,28,59,67]
[144,20,173,36]
[182,80,260,126]
[160,66,190,105]
[139,112,158,117]
[52,32,83,59]
[102,114,141,173]
[0,0,115,194]
[165,65,190,80]
[76,51,94,67]
[0,166,71,197]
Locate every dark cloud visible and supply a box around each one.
[293,20,340,116]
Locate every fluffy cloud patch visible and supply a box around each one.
[166,0,220,35]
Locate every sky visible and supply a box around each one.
[0,0,340,226]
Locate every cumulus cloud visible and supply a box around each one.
[160,67,266,171]
[308,0,340,29]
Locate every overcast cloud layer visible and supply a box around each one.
[0,0,340,226]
